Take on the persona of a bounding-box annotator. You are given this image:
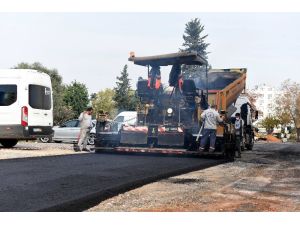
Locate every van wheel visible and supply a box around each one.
[0,139,18,148]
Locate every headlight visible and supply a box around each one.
[167,108,173,114]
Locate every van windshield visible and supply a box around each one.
[29,85,51,110]
[114,116,124,123]
[0,85,17,106]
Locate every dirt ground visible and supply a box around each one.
[88,142,300,212]
[0,142,89,160]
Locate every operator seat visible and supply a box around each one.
[137,79,152,103]
[182,79,197,102]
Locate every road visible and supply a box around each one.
[88,142,300,212]
[0,151,223,211]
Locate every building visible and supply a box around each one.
[251,84,279,118]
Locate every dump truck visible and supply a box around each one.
[95,52,257,161]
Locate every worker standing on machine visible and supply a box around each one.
[199,105,223,152]
[96,110,110,132]
[148,66,161,90]
[234,112,244,158]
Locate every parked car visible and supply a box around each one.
[39,119,96,145]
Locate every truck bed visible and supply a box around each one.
[195,68,247,111]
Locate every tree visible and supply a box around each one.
[180,18,210,79]
[90,93,97,102]
[113,65,137,111]
[295,94,300,141]
[260,116,280,134]
[63,80,89,117]
[13,62,73,125]
[275,79,300,141]
[92,88,117,118]
[246,89,262,106]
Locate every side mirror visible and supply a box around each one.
[60,124,66,128]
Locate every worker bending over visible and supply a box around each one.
[199,104,223,152]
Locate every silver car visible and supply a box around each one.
[39,119,96,145]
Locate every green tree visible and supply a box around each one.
[13,62,74,124]
[63,80,89,117]
[92,88,117,118]
[181,18,210,79]
[113,65,137,111]
[260,116,280,134]
[90,93,97,102]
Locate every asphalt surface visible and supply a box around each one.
[0,152,224,211]
[87,142,300,212]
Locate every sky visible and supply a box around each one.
[0,13,300,94]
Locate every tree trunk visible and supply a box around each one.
[297,128,300,142]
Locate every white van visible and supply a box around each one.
[0,69,53,148]
[113,111,137,128]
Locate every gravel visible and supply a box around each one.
[0,141,90,160]
[87,142,300,212]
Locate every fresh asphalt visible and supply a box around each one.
[0,152,225,211]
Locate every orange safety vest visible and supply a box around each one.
[155,74,161,90]
[178,75,183,92]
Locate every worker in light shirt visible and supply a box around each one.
[199,104,223,152]
[74,107,93,152]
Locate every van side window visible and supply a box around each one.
[29,85,51,110]
[0,85,17,106]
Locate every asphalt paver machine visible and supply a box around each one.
[95,51,255,161]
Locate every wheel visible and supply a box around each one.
[245,137,254,150]
[224,144,235,162]
[0,139,18,148]
[88,134,96,145]
[241,145,245,151]
[39,137,51,143]
[54,140,62,143]
[245,143,254,150]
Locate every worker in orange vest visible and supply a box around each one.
[148,66,161,90]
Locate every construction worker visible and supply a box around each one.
[74,107,93,152]
[234,112,244,158]
[148,66,161,89]
[199,104,223,152]
[96,110,107,132]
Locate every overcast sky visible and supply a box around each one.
[0,13,299,93]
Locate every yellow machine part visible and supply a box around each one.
[200,68,247,137]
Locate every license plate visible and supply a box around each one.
[165,127,178,132]
[33,128,42,132]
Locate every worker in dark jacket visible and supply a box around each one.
[234,112,244,158]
